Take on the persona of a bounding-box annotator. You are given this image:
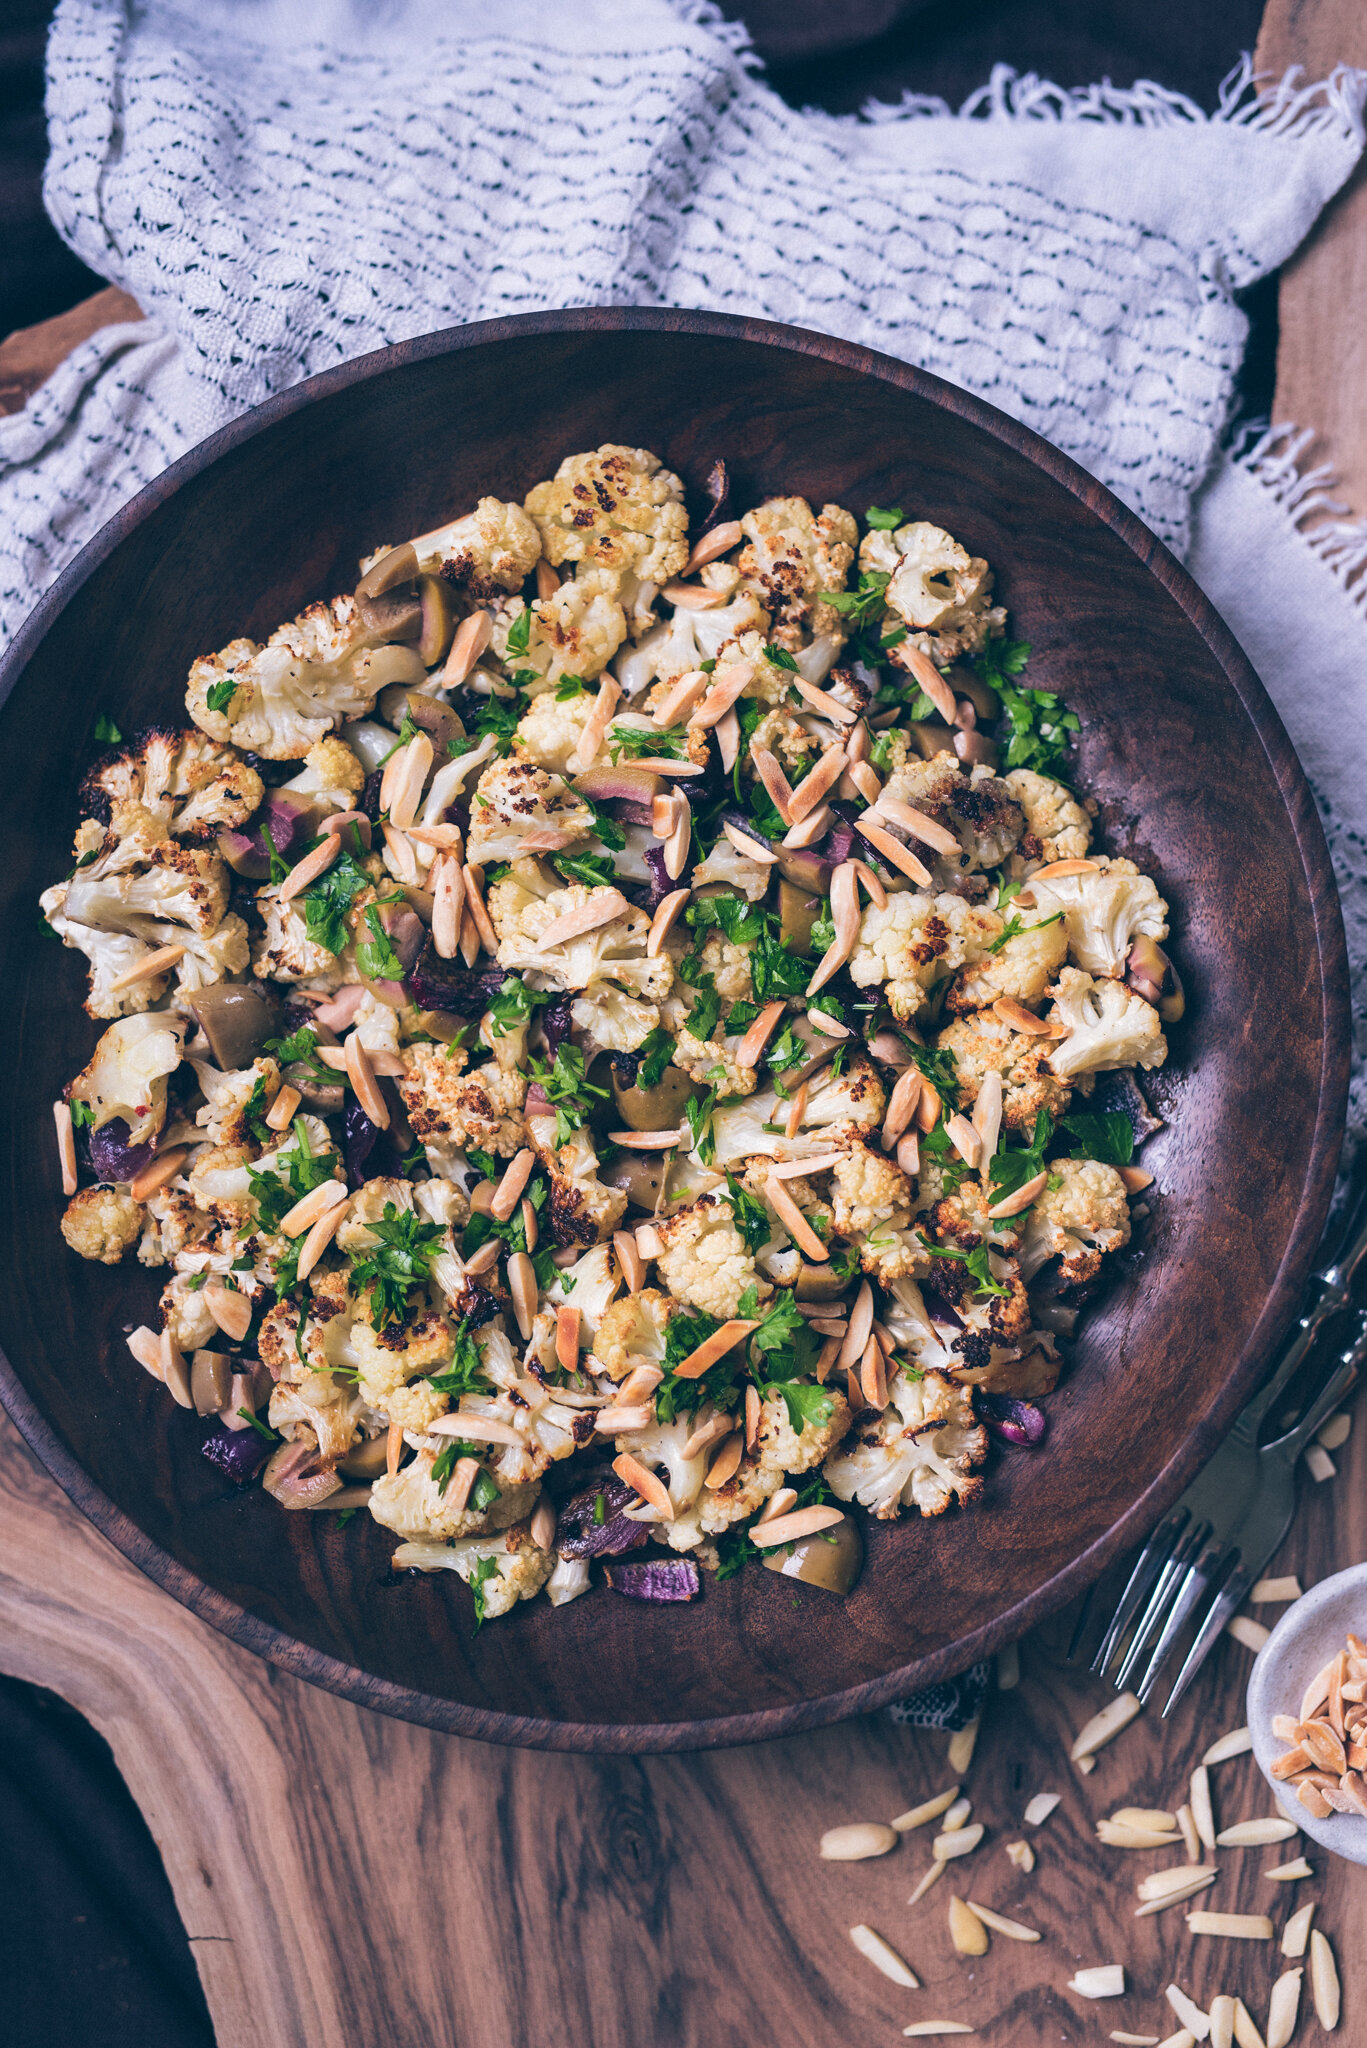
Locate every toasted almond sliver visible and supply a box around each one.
[751,746,795,825]
[1264,1857,1313,1881]
[279,1176,348,1238]
[736,1000,788,1069]
[594,1404,654,1434]
[555,1303,581,1373]
[755,1484,795,1527]
[1134,1877,1217,1919]
[931,1822,984,1860]
[385,1418,403,1477]
[462,1238,501,1277]
[536,887,629,950]
[806,1007,850,1039]
[858,815,933,886]
[972,1069,1003,1164]
[53,1101,78,1196]
[704,1432,745,1490]
[108,940,188,991]
[688,659,754,729]
[991,994,1057,1035]
[1118,1164,1156,1191]
[871,795,961,855]
[489,1147,534,1224]
[901,2026,974,2039]
[784,1081,808,1142]
[264,1082,302,1132]
[296,1198,347,1281]
[645,885,691,957]
[662,580,728,610]
[606,1127,689,1149]
[129,1146,190,1201]
[672,1319,758,1380]
[849,1923,919,1988]
[1266,1969,1303,2048]
[819,1820,899,1860]
[860,1334,889,1409]
[949,1895,988,1956]
[945,1113,983,1169]
[1069,1965,1126,2001]
[431,854,465,960]
[1281,1902,1315,1958]
[749,1505,845,1549]
[770,1151,845,1180]
[127,1325,165,1380]
[619,1363,664,1407]
[882,1066,923,1150]
[814,1335,841,1384]
[906,1859,948,1907]
[1202,1726,1254,1764]
[680,1411,733,1461]
[965,1900,1039,1942]
[765,1174,829,1261]
[613,1230,644,1294]
[1138,1864,1219,1902]
[428,1412,523,1446]
[849,855,886,907]
[1227,1615,1271,1652]
[440,608,493,688]
[1023,1793,1061,1827]
[916,1078,943,1133]
[382,822,419,886]
[782,803,832,847]
[1073,1692,1142,1760]
[203,1278,253,1343]
[791,673,858,725]
[570,674,621,773]
[806,860,862,995]
[986,1170,1048,1220]
[344,1030,389,1128]
[681,520,744,577]
[786,744,850,823]
[1187,1912,1273,1941]
[891,1786,960,1833]
[389,731,434,829]
[279,833,342,904]
[460,864,499,954]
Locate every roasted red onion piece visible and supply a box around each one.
[407,943,508,1016]
[603,1557,701,1600]
[200,1417,272,1484]
[557,1477,651,1559]
[977,1392,1048,1447]
[83,1116,155,1185]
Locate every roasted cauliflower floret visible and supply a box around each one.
[1046,968,1167,1077]
[830,1139,914,1239]
[388,1521,555,1618]
[413,496,542,594]
[935,1012,1072,1131]
[525,1113,627,1246]
[823,1368,987,1519]
[62,808,230,939]
[1019,1157,1132,1284]
[513,689,597,776]
[398,1042,529,1164]
[747,702,814,772]
[350,1311,456,1410]
[860,520,1006,664]
[137,1186,217,1267]
[159,1269,222,1353]
[653,1195,768,1320]
[622,589,771,696]
[464,755,594,866]
[591,1288,677,1382]
[490,868,670,1009]
[882,754,1024,875]
[79,726,264,841]
[1026,856,1170,980]
[368,1449,537,1542]
[946,912,1069,1014]
[290,735,366,799]
[251,888,352,987]
[68,1011,186,1142]
[60,1185,144,1263]
[849,891,1002,1021]
[524,444,689,586]
[736,496,858,651]
[754,1386,853,1477]
[186,595,394,760]
[671,1026,756,1099]
[189,1054,280,1146]
[1004,768,1092,864]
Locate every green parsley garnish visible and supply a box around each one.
[1062,1110,1135,1169]
[246,1120,341,1230]
[486,977,552,1039]
[68,1098,95,1128]
[505,607,532,658]
[552,850,620,889]
[908,1042,961,1108]
[469,696,523,755]
[528,1044,607,1146]
[431,1438,500,1508]
[987,1108,1056,1206]
[298,848,369,956]
[763,643,800,672]
[205,678,237,715]
[725,1173,772,1255]
[236,1407,280,1442]
[974,639,1079,778]
[989,909,1062,955]
[468,1554,501,1630]
[429,1319,495,1399]
[923,1241,1009,1299]
[579,791,626,852]
[634,1027,675,1090]
[92,712,122,745]
[554,673,588,699]
[356,903,405,981]
[864,505,904,529]
[345,1202,444,1329]
[684,1085,718,1166]
[609,722,689,763]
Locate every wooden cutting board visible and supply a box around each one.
[3,4,1365,2036]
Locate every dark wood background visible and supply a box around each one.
[1,0,1364,2043]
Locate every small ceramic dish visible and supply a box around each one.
[1248,1561,1367,1867]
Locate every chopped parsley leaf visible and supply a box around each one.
[908,1042,960,1108]
[205,678,238,715]
[923,1240,1009,1299]
[345,1201,444,1328]
[554,674,588,699]
[989,909,1062,955]
[974,639,1080,778]
[237,1407,280,1442]
[298,849,369,956]
[552,850,620,889]
[92,712,122,745]
[864,505,904,529]
[725,1173,772,1254]
[580,792,626,852]
[429,1318,495,1398]
[469,695,522,754]
[1062,1109,1134,1169]
[528,1043,607,1146]
[505,607,532,657]
[486,976,552,1038]
[356,904,405,981]
[635,1026,675,1090]
[68,1098,95,1128]
[987,1107,1055,1205]
[431,1439,501,1508]
[763,643,800,672]
[684,1085,718,1165]
[468,1554,501,1629]
[246,1120,341,1230]
[609,722,689,763]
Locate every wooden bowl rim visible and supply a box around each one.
[0,306,1348,1752]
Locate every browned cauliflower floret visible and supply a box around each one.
[1025,856,1170,981]
[829,1139,914,1239]
[671,1025,757,1099]
[946,912,1069,1014]
[293,735,366,798]
[736,496,858,652]
[753,1385,853,1477]
[823,1368,987,1519]
[1019,1157,1132,1284]
[1003,768,1092,864]
[185,595,400,760]
[525,1113,627,1246]
[591,1289,678,1382]
[251,887,354,986]
[653,1195,768,1320]
[880,754,1024,875]
[350,1311,456,1410]
[60,1185,144,1263]
[137,1186,217,1266]
[68,1011,186,1142]
[385,1521,554,1618]
[398,1041,528,1165]
[464,755,594,866]
[79,726,264,842]
[1046,968,1167,1077]
[524,444,689,586]
[408,496,541,595]
[513,689,598,775]
[849,891,1002,1022]
[860,520,1006,665]
[935,1012,1073,1131]
[368,1450,538,1543]
[747,702,813,772]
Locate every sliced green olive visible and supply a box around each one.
[417,574,457,667]
[376,685,460,756]
[358,588,423,642]
[600,1153,671,1211]
[191,1350,232,1416]
[186,984,278,1070]
[906,719,958,760]
[611,1060,696,1131]
[415,1008,466,1044]
[779,877,822,958]
[794,1262,848,1303]
[339,1434,391,1480]
[356,541,419,601]
[762,1514,863,1595]
[946,666,1000,722]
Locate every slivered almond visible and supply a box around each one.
[872,796,961,855]
[109,941,187,991]
[901,2021,972,2037]
[619,1364,663,1406]
[279,833,342,904]
[1118,1165,1156,1192]
[1187,1912,1273,1941]
[1264,1858,1313,1882]
[1097,1822,1182,1848]
[972,1069,1003,1164]
[1138,1865,1219,1902]
[682,519,743,577]
[722,818,779,865]
[861,1334,889,1409]
[1073,1692,1141,1760]
[459,908,481,967]
[431,854,465,961]
[380,821,417,883]
[401,821,459,851]
[443,1457,479,1513]
[279,1177,347,1238]
[535,560,560,601]
[849,1923,919,1988]
[665,791,692,879]
[933,1823,984,1860]
[265,1083,302,1131]
[129,1147,190,1201]
[646,886,690,956]
[1135,1877,1217,1918]
[945,1113,982,1169]
[752,746,795,824]
[897,1131,920,1174]
[850,856,887,907]
[556,1304,581,1372]
[53,1101,77,1196]
[127,1326,165,1380]
[429,1412,523,1447]
[1030,857,1099,880]
[756,1485,796,1525]
[345,1031,389,1127]
[672,1319,757,1380]
[203,1277,254,1343]
[389,731,434,828]
[916,1079,943,1132]
[297,1198,347,1281]
[520,1197,538,1254]
[838,1280,875,1371]
[966,1901,1040,1942]
[845,1368,864,1413]
[1269,1747,1312,1781]
[891,1786,960,1833]
[820,1822,898,1861]
[1191,1766,1216,1851]
[1227,1615,1270,1652]
[634,1223,664,1259]
[770,1151,843,1178]
[688,659,754,728]
[536,887,628,950]
[901,647,958,724]
[806,1006,850,1040]
[765,1174,829,1260]
[849,759,883,804]
[461,1238,501,1278]
[815,1336,841,1383]
[857,816,933,886]
[1023,1794,1061,1827]
[571,674,621,772]
[1215,1819,1298,1846]
[385,1419,403,1477]
[846,719,871,763]
[613,1230,644,1294]
[1177,1805,1201,1862]
[986,1171,1048,1219]
[651,669,711,726]
[705,1433,744,1490]
[949,1895,988,1956]
[1281,1903,1315,1958]
[992,995,1057,1035]
[507,1251,537,1339]
[681,1411,733,1461]
[595,1404,654,1434]
[1112,1807,1178,1831]
[1203,1727,1254,1765]
[1301,1658,1336,1722]
[1006,1840,1035,1872]
[751,1504,845,1548]
[791,673,858,724]
[440,609,493,687]
[490,1147,535,1223]
[783,803,831,847]
[784,1082,808,1141]
[461,864,499,954]
[613,1451,674,1520]
[788,745,850,822]
[733,1001,788,1073]
[662,580,727,610]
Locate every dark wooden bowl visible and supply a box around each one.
[0,310,1348,1752]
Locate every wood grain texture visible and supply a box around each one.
[2,1389,1362,2047]
[1258,0,1367,518]
[0,309,1348,1748]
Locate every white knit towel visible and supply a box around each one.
[4,0,1367,1125]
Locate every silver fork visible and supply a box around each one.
[1075,1183,1367,1691]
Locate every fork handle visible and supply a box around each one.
[1264,1346,1361,1459]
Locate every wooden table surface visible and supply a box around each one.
[2,5,1365,2041]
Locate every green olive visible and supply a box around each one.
[339,1434,391,1480]
[417,574,457,667]
[906,719,958,760]
[611,1060,696,1131]
[415,1008,467,1045]
[794,1262,848,1303]
[762,1514,863,1594]
[946,666,1000,722]
[600,1153,671,1211]
[779,877,822,958]
[376,685,460,757]
[356,542,419,601]
[190,1350,232,1416]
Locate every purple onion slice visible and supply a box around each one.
[603,1558,701,1601]
[557,1476,650,1558]
[83,1117,155,1185]
[977,1392,1048,1447]
[200,1418,272,1484]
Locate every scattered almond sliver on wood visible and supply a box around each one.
[907,1859,947,1906]
[1109,2035,1161,2046]
[1264,1857,1313,1881]
[1072,1692,1141,1760]
[820,1823,898,1861]
[1249,1577,1302,1604]
[1110,1807,1177,1831]
[1096,1821,1182,1849]
[1266,1968,1303,2048]
[891,1786,960,1832]
[1186,1912,1274,1940]
[849,1923,919,1989]
[1215,1818,1299,1847]
[965,1900,1040,1942]
[1309,1929,1340,2030]
[1164,1983,1211,2040]
[1005,1840,1034,1873]
[902,2025,975,2038]
[1137,1865,1219,1902]
[932,1821,984,1860]
[1134,1875,1217,1919]
[1023,1792,1061,1827]
[1226,1615,1271,1652]
[940,1796,972,1832]
[1201,1726,1253,1765]
[947,1717,980,1774]
[948,1894,988,1956]
[1069,1965,1125,1999]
